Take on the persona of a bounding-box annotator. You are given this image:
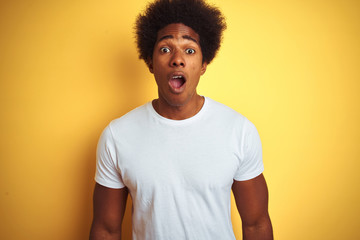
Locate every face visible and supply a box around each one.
[149,23,207,108]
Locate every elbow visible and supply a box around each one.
[242,214,273,240]
[90,221,122,240]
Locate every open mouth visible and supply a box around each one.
[169,74,186,89]
[169,74,186,90]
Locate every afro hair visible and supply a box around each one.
[135,0,226,66]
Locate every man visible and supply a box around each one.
[90,0,273,239]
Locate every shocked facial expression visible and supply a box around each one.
[149,23,207,107]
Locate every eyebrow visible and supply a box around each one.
[157,34,198,44]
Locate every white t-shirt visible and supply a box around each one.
[95,97,264,240]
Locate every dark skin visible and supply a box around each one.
[89,184,128,240]
[90,23,273,240]
[233,174,273,240]
[149,24,207,120]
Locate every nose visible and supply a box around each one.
[170,50,185,67]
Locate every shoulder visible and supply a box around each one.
[99,102,151,142]
[205,97,260,145]
[205,97,251,127]
[108,102,150,129]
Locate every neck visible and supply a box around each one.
[152,95,205,120]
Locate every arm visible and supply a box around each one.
[89,183,128,240]
[232,174,273,240]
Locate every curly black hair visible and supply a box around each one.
[135,0,226,66]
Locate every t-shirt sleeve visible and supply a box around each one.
[233,120,264,181]
[95,125,125,189]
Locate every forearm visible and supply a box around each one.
[242,216,273,240]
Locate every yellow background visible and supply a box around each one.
[1,0,359,239]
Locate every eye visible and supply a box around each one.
[160,47,170,53]
[185,48,195,54]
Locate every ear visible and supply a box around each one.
[201,62,208,75]
[147,57,154,74]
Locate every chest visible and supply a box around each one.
[114,124,239,195]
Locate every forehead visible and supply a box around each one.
[156,23,200,43]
